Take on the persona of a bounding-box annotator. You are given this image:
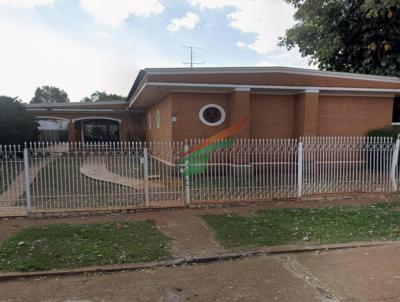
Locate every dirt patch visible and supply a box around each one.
[148,211,224,258]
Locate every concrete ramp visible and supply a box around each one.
[80,160,164,191]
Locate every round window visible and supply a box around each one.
[199,104,226,126]
[156,110,161,129]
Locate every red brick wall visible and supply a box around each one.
[317,95,394,136]
[229,90,250,138]
[142,91,396,141]
[171,92,229,141]
[250,94,295,138]
[294,93,319,137]
[145,94,173,141]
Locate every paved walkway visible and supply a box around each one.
[0,161,48,217]
[80,160,164,191]
[1,244,400,301]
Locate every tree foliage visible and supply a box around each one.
[0,96,39,145]
[30,86,70,104]
[81,91,126,102]
[367,126,400,140]
[280,0,400,76]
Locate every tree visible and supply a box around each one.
[0,96,39,145]
[30,86,70,104]
[279,0,400,76]
[81,91,126,102]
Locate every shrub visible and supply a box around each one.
[367,126,400,141]
[0,96,39,145]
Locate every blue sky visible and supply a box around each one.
[0,0,312,102]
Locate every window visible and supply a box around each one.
[199,104,226,126]
[83,120,119,142]
[156,110,161,129]
[393,97,400,124]
[148,114,152,130]
[37,118,68,142]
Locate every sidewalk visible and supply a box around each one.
[1,244,400,301]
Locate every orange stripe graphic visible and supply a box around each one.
[179,115,250,160]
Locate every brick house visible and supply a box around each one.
[27,67,400,142]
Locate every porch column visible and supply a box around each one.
[68,120,75,142]
[229,88,251,138]
[294,90,319,137]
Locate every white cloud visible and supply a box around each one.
[256,60,274,67]
[79,0,164,26]
[187,0,228,10]
[167,12,200,32]
[188,0,296,54]
[0,0,55,8]
[236,41,246,48]
[0,14,174,102]
[256,48,313,69]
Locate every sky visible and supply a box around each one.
[0,0,312,103]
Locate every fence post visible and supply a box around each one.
[297,142,303,197]
[390,139,400,191]
[184,144,190,205]
[23,148,32,213]
[143,148,150,207]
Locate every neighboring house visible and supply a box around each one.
[27,67,400,143]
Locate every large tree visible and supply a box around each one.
[81,91,126,102]
[0,96,39,145]
[279,0,400,76]
[30,86,70,104]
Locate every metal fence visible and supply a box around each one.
[0,137,399,213]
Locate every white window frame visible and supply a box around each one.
[156,110,161,129]
[199,104,226,127]
[148,114,152,130]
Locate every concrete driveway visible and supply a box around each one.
[1,244,400,302]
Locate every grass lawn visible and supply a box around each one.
[30,158,139,208]
[0,220,170,272]
[202,203,400,249]
[31,159,136,196]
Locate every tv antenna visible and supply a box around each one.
[182,45,205,68]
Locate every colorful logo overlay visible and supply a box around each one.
[178,116,249,177]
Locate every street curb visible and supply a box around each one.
[0,240,398,282]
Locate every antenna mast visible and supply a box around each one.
[182,45,205,68]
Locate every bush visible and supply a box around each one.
[367,126,400,141]
[0,96,39,145]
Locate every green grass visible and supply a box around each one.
[106,157,177,179]
[30,159,138,208]
[202,203,400,249]
[32,159,136,196]
[0,220,170,272]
